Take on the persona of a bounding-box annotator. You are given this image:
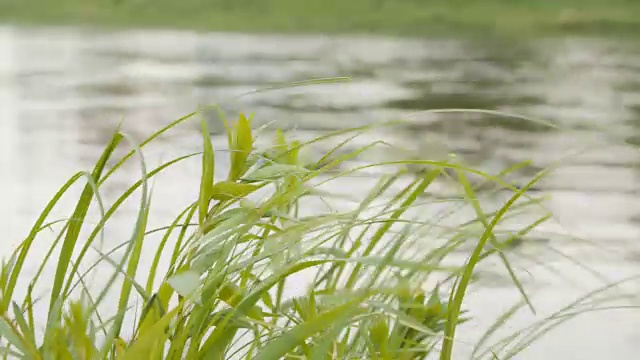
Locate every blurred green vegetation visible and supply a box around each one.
[1,0,639,37]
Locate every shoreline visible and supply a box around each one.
[2,1,640,40]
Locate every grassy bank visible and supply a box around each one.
[1,0,640,37]
[0,104,633,359]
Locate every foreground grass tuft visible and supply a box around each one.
[0,109,630,359]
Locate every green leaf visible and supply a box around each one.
[199,117,215,225]
[211,181,261,201]
[107,134,154,344]
[238,77,351,97]
[275,129,287,149]
[99,111,197,185]
[120,306,182,360]
[237,113,253,154]
[0,347,24,358]
[369,316,390,359]
[456,169,535,314]
[345,168,442,288]
[49,130,122,314]
[308,322,343,360]
[12,302,34,349]
[167,271,202,298]
[0,317,28,357]
[197,260,332,357]
[440,168,549,360]
[0,317,38,358]
[242,164,308,182]
[229,113,253,181]
[288,140,301,165]
[198,326,239,360]
[216,283,263,321]
[254,296,367,360]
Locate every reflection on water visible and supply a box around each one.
[2,25,640,358]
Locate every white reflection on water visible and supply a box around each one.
[1,25,640,358]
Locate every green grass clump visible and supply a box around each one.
[0,107,628,359]
[1,0,640,37]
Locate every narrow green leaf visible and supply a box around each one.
[111,191,152,339]
[346,168,442,288]
[49,130,122,314]
[200,327,239,360]
[105,133,153,344]
[120,305,182,360]
[146,204,195,294]
[62,153,200,298]
[216,282,263,321]
[211,181,261,201]
[1,172,84,313]
[254,296,366,360]
[199,117,215,224]
[456,169,535,314]
[440,169,548,360]
[0,346,24,358]
[237,77,351,97]
[99,111,197,185]
[198,260,331,356]
[0,317,28,357]
[12,302,35,350]
[242,164,308,182]
[228,113,253,181]
[369,316,391,359]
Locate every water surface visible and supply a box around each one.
[1,26,640,359]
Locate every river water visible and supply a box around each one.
[1,25,640,359]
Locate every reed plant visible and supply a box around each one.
[0,107,631,360]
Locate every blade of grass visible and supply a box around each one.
[237,77,351,98]
[440,168,548,360]
[48,130,122,314]
[99,111,197,185]
[198,117,215,225]
[455,169,535,313]
[254,295,367,360]
[62,153,199,298]
[345,168,442,288]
